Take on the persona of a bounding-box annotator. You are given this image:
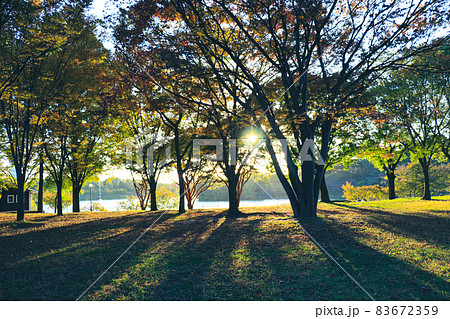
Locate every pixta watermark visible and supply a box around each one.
[126,136,325,176]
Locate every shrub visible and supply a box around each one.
[82,202,108,212]
[117,188,178,211]
[156,186,178,210]
[117,196,141,211]
[342,182,388,201]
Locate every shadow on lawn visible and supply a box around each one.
[1,210,448,301]
[0,211,178,300]
[88,214,315,300]
[328,203,450,247]
[298,217,449,301]
[89,212,448,301]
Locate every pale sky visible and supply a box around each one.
[87,0,107,19]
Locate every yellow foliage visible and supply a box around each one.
[342,182,388,201]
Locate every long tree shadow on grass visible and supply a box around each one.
[85,212,244,300]
[86,211,449,300]
[0,211,179,300]
[328,203,450,248]
[298,214,449,300]
[3,209,448,300]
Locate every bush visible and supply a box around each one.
[156,186,178,210]
[117,188,178,211]
[342,182,388,201]
[82,202,108,212]
[117,196,141,211]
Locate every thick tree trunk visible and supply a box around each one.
[16,174,25,221]
[419,158,431,200]
[313,119,332,213]
[37,159,44,213]
[56,180,63,216]
[254,105,330,219]
[320,174,331,203]
[149,176,158,211]
[387,171,396,200]
[302,160,315,217]
[227,169,240,217]
[72,180,81,213]
[177,171,186,214]
[264,138,303,217]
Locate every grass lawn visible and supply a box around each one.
[0,196,449,301]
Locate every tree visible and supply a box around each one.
[182,159,213,210]
[443,142,450,161]
[63,32,112,213]
[40,9,110,216]
[380,43,449,199]
[0,0,94,221]
[1,56,56,220]
[112,0,447,217]
[43,188,72,214]
[396,162,450,197]
[131,170,151,210]
[113,15,204,215]
[118,104,172,211]
[42,102,70,216]
[36,149,44,213]
[0,0,72,98]
[167,0,447,217]
[396,163,423,197]
[437,43,450,161]
[319,121,362,202]
[195,80,261,216]
[66,113,110,213]
[359,107,409,199]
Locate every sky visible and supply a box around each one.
[88,0,107,18]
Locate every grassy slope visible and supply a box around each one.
[0,197,448,301]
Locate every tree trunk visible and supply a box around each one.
[138,193,147,210]
[72,180,81,213]
[264,138,303,217]
[37,159,44,213]
[301,150,316,217]
[313,119,332,213]
[320,174,331,203]
[419,158,431,200]
[149,176,158,211]
[16,174,25,221]
[56,180,63,216]
[386,171,396,200]
[177,170,186,214]
[184,181,193,210]
[227,169,240,217]
[174,129,185,214]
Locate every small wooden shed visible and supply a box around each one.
[0,187,37,212]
